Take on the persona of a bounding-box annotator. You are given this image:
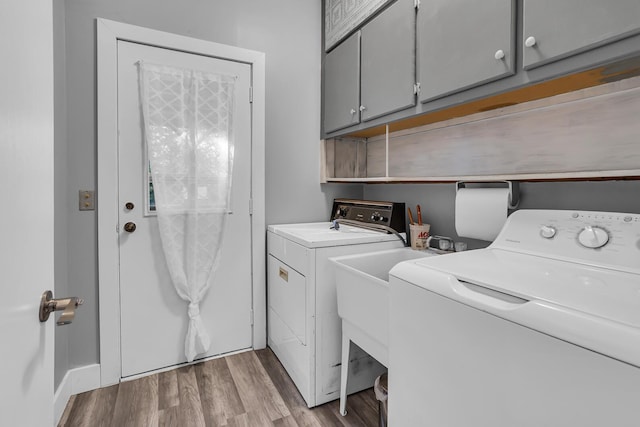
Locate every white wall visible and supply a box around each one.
[60,0,361,370]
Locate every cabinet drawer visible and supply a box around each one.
[267,231,310,276]
[268,255,307,345]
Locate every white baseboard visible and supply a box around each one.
[54,364,101,425]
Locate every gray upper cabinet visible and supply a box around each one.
[324,32,361,134]
[523,0,640,70]
[418,0,515,103]
[323,0,640,139]
[360,0,416,122]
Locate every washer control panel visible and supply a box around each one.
[494,210,640,273]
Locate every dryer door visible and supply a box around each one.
[268,255,306,345]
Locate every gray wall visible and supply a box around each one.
[58,0,361,373]
[58,0,640,382]
[364,181,640,250]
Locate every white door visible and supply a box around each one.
[117,41,253,377]
[0,0,54,425]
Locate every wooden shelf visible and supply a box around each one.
[325,172,640,184]
[323,74,640,183]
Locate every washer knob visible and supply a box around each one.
[577,225,609,249]
[540,225,556,239]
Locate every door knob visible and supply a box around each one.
[123,222,137,233]
[39,290,84,325]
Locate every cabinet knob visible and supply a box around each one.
[525,36,537,48]
[494,49,505,60]
[359,105,366,112]
[350,108,356,115]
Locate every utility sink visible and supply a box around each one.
[332,247,439,416]
[333,248,438,353]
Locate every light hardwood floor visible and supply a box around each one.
[58,348,381,426]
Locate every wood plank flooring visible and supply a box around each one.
[58,348,381,427]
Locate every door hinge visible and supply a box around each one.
[414,0,420,9]
[249,87,253,103]
[414,82,421,95]
[249,198,254,215]
[250,309,254,325]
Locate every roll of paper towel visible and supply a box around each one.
[455,187,510,241]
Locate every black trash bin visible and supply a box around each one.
[374,373,388,427]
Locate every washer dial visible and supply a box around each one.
[540,225,557,239]
[577,226,609,249]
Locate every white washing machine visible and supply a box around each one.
[268,199,407,407]
[389,209,640,427]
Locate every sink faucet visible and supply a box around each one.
[426,235,455,251]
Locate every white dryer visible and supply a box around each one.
[389,209,640,427]
[268,199,407,407]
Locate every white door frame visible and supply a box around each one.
[97,18,266,386]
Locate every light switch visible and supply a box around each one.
[79,190,95,211]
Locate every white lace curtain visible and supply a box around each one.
[138,62,236,362]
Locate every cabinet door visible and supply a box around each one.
[324,32,361,133]
[523,0,640,69]
[361,0,416,122]
[418,0,515,103]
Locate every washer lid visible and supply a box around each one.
[391,249,640,367]
[268,222,404,248]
